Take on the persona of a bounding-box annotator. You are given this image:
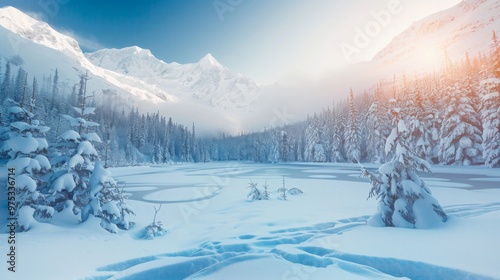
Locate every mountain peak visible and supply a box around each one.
[0,5,84,60]
[198,53,222,68]
[123,46,154,57]
[0,6,32,17]
[0,6,44,31]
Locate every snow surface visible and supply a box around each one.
[1,162,499,279]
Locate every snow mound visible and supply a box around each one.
[51,173,76,193]
[7,134,40,154]
[59,130,81,142]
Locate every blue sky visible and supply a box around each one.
[2,0,461,84]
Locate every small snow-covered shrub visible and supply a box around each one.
[143,204,167,239]
[144,222,168,240]
[246,181,262,201]
[246,178,303,201]
[261,182,270,200]
[278,177,288,200]
[288,188,303,195]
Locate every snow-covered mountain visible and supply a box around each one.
[0,6,263,133]
[0,6,260,110]
[85,48,261,109]
[0,6,177,104]
[372,0,500,74]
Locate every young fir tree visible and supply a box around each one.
[361,104,447,229]
[246,181,261,201]
[48,72,134,232]
[278,176,288,201]
[3,85,53,232]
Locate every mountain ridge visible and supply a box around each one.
[372,0,500,72]
[85,47,261,109]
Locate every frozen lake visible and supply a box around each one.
[113,162,500,204]
[2,162,500,280]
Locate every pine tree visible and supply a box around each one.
[3,87,53,231]
[13,68,27,103]
[268,131,280,163]
[48,73,134,232]
[304,115,326,162]
[492,31,500,79]
[279,130,289,162]
[331,105,345,162]
[1,61,11,103]
[366,86,389,163]
[345,88,361,162]
[246,181,261,201]
[480,77,500,167]
[439,83,483,165]
[362,106,447,229]
[278,176,288,200]
[51,68,59,111]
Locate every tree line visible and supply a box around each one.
[1,33,500,169]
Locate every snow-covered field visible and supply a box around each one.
[1,162,500,279]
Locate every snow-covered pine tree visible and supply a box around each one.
[279,130,289,162]
[268,131,280,163]
[361,104,447,229]
[278,176,288,200]
[88,162,135,232]
[48,72,134,232]
[331,104,345,162]
[144,204,167,239]
[322,108,334,162]
[50,68,59,111]
[480,77,500,167]
[439,82,483,165]
[304,115,318,162]
[345,88,361,162]
[492,31,500,79]
[1,61,11,103]
[262,181,270,200]
[246,181,261,201]
[3,92,53,231]
[366,86,390,163]
[304,113,327,163]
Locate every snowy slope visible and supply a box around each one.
[372,0,500,74]
[1,163,499,279]
[86,47,262,109]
